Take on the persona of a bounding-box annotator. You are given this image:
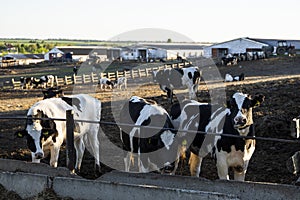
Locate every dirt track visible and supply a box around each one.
[1,56,300,186]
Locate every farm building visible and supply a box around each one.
[44,46,122,62]
[203,37,269,58]
[139,42,209,59]
[120,46,169,62]
[203,37,300,58]
[0,53,44,67]
[120,43,208,62]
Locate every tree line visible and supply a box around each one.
[0,41,58,55]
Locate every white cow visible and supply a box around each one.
[114,77,127,90]
[16,94,101,173]
[98,77,114,90]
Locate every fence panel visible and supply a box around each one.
[6,61,190,89]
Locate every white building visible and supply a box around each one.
[44,46,121,62]
[120,46,168,62]
[203,38,269,58]
[139,42,208,59]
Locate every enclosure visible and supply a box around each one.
[0,56,300,189]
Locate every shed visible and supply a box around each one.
[1,53,44,67]
[44,46,121,62]
[138,42,207,58]
[120,46,168,62]
[203,38,269,58]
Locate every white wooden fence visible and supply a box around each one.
[8,62,189,89]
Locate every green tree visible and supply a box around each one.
[167,38,172,43]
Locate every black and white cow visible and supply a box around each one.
[32,75,55,88]
[20,77,34,89]
[152,66,201,103]
[42,87,64,99]
[114,77,127,90]
[170,92,264,181]
[16,94,101,173]
[224,73,245,82]
[119,96,179,174]
[221,54,238,66]
[98,77,114,90]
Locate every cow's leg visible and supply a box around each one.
[234,139,255,181]
[74,137,85,171]
[86,133,101,175]
[216,151,229,180]
[124,152,132,172]
[49,143,61,167]
[166,88,173,103]
[189,152,203,177]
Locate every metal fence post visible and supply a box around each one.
[66,110,75,172]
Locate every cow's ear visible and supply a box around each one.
[251,94,265,107]
[15,130,28,138]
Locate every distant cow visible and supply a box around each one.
[16,94,101,173]
[152,66,201,103]
[170,92,264,181]
[98,77,114,90]
[20,77,34,89]
[225,73,245,82]
[119,96,179,174]
[42,87,64,99]
[114,77,127,90]
[32,75,55,88]
[221,54,238,66]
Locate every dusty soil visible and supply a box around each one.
[1,56,300,197]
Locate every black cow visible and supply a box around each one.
[170,92,264,181]
[152,66,201,103]
[119,96,179,174]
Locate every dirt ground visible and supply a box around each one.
[1,56,300,194]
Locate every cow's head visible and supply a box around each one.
[227,92,264,135]
[42,87,64,99]
[16,109,58,163]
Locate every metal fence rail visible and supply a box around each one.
[1,115,299,144]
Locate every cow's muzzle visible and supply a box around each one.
[35,152,44,159]
[234,117,247,128]
[161,163,175,174]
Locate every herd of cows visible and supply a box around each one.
[19,75,128,90]
[220,52,266,66]
[13,65,276,182]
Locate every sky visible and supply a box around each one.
[1,0,299,43]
